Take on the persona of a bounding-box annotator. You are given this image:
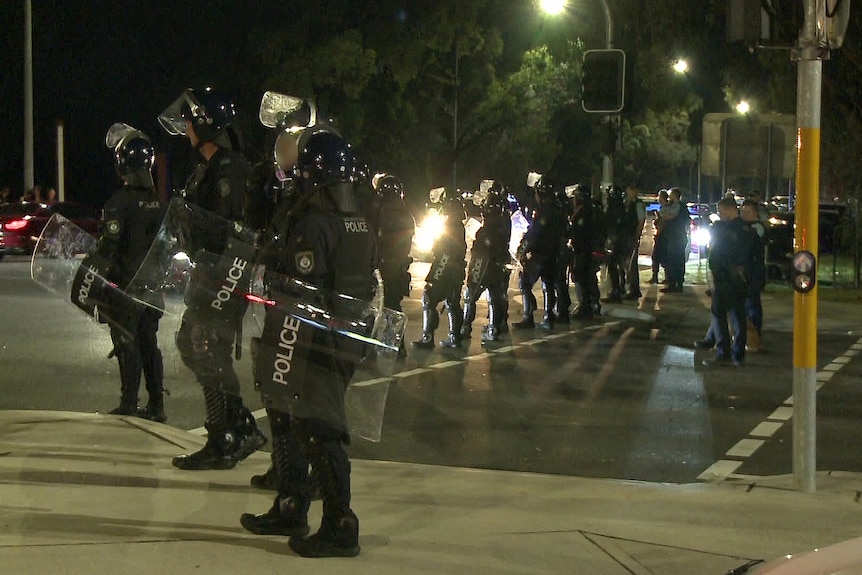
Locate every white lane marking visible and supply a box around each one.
[520,339,545,346]
[492,345,518,353]
[430,360,465,369]
[698,460,742,481]
[726,438,765,458]
[392,368,432,378]
[767,406,794,421]
[465,353,494,361]
[699,336,862,483]
[750,421,783,438]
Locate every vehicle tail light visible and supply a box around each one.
[4,219,28,231]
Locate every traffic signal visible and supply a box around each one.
[581,49,626,114]
[791,250,816,293]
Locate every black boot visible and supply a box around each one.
[108,399,140,416]
[229,399,268,462]
[481,302,500,343]
[110,344,142,416]
[241,494,311,537]
[172,387,244,470]
[143,393,167,423]
[439,305,462,348]
[412,306,437,349]
[288,441,359,558]
[172,423,243,470]
[143,347,166,422]
[250,463,278,490]
[289,511,360,558]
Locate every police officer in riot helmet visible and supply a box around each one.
[412,189,467,349]
[372,175,415,344]
[159,87,267,470]
[461,180,512,342]
[100,124,167,422]
[602,184,628,303]
[241,131,374,558]
[569,184,601,319]
[514,176,565,329]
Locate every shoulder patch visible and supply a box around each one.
[107,220,121,235]
[295,251,315,275]
[218,178,232,198]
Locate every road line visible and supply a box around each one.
[767,406,794,421]
[726,438,765,458]
[699,336,862,483]
[749,421,783,438]
[430,360,464,369]
[697,459,742,481]
[464,352,494,361]
[492,345,518,353]
[392,368,431,378]
[520,339,545,346]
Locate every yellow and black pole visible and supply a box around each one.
[791,0,822,494]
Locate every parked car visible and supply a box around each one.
[0,202,101,260]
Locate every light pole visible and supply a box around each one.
[541,0,616,187]
[24,0,34,195]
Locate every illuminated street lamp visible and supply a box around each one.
[540,0,616,187]
[672,58,689,74]
[735,100,751,114]
[539,0,567,16]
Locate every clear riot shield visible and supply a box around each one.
[125,197,257,320]
[30,213,141,341]
[249,268,407,442]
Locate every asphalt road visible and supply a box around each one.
[1,255,860,485]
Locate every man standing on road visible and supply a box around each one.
[740,199,767,352]
[700,196,749,367]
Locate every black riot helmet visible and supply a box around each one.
[159,87,236,144]
[105,123,155,188]
[297,131,355,190]
[376,175,405,200]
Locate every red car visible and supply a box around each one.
[0,202,101,260]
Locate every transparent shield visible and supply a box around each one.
[30,214,141,340]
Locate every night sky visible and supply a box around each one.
[1,1,284,207]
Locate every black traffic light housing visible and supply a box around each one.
[790,250,816,293]
[581,49,626,114]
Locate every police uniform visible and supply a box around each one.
[241,132,374,558]
[172,135,267,469]
[413,199,467,348]
[514,188,564,329]
[462,193,512,342]
[98,183,167,420]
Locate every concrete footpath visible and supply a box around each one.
[1,410,862,574]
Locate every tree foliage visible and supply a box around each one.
[247,0,862,203]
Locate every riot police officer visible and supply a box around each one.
[514,177,565,329]
[569,184,601,319]
[241,131,374,558]
[159,87,266,470]
[100,124,167,422]
[412,190,467,349]
[372,175,415,318]
[461,181,512,342]
[602,185,627,303]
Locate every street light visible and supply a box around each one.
[539,0,567,16]
[672,58,689,74]
[735,100,751,114]
[539,0,616,188]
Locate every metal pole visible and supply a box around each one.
[452,44,459,193]
[765,122,773,201]
[56,121,64,202]
[793,0,821,494]
[24,0,34,195]
[598,0,614,188]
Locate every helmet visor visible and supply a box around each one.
[158,90,200,136]
[105,122,139,149]
[259,91,313,130]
